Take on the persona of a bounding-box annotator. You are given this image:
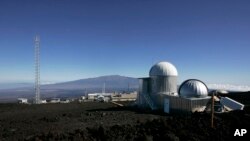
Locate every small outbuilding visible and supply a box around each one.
[17,98,28,104]
[49,98,60,103]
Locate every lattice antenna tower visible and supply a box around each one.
[102,83,106,94]
[34,35,40,104]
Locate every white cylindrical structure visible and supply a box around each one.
[138,78,151,107]
[149,62,178,95]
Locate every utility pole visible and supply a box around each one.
[211,92,215,128]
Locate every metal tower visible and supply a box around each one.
[102,83,106,94]
[34,35,40,104]
[127,82,130,93]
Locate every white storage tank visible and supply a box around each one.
[149,62,178,95]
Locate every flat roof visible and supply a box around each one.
[138,77,150,79]
[184,96,211,100]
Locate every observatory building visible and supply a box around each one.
[149,62,178,96]
[137,61,211,113]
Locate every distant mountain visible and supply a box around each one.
[42,75,139,91]
[0,75,139,102]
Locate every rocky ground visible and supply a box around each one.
[0,100,249,141]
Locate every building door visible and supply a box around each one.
[164,98,170,113]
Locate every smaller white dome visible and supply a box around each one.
[149,62,178,76]
[179,79,208,98]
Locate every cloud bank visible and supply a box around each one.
[207,84,250,92]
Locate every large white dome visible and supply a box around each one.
[179,79,208,98]
[149,62,178,76]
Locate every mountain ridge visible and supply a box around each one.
[42,75,139,90]
[0,75,139,102]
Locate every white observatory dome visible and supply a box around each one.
[149,62,178,76]
[179,79,208,98]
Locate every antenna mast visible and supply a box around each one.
[128,82,130,93]
[35,35,40,104]
[102,83,106,94]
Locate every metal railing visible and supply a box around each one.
[142,92,157,110]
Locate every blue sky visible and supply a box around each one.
[0,0,250,85]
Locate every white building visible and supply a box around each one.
[49,98,60,103]
[17,98,28,104]
[149,62,178,96]
[87,93,112,101]
[60,99,70,103]
[137,61,211,113]
[40,100,47,104]
[78,96,86,102]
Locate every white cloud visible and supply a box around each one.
[207,84,250,92]
[41,81,56,85]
